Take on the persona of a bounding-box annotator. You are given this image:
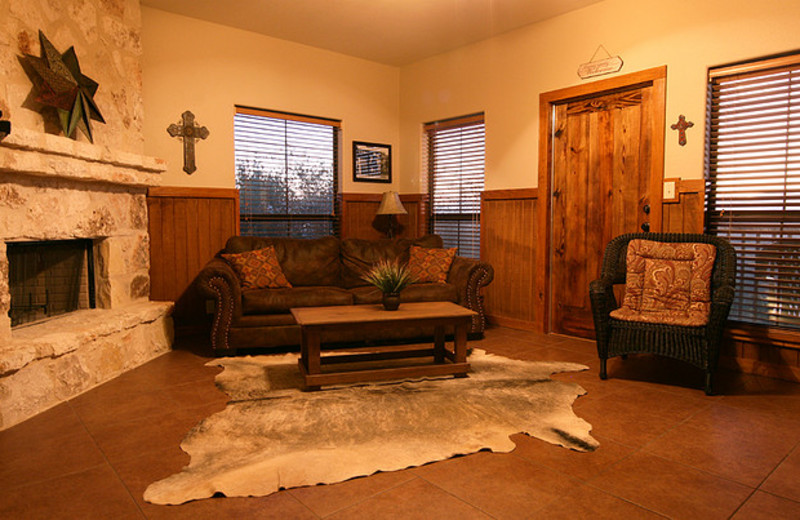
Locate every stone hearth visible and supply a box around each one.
[0,128,173,430]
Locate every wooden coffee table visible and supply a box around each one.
[290,301,476,390]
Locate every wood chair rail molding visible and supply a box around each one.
[482,188,538,201]
[147,186,239,200]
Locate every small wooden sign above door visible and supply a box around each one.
[578,45,623,79]
[578,56,623,79]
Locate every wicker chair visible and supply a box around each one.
[589,233,736,395]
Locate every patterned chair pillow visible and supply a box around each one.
[407,245,457,284]
[610,239,716,326]
[221,246,292,289]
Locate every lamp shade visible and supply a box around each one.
[376,191,407,215]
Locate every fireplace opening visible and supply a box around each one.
[7,239,96,327]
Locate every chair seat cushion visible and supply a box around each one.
[610,239,716,326]
[242,286,353,314]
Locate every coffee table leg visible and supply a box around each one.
[300,327,309,370]
[434,325,445,363]
[454,320,468,377]
[308,328,322,390]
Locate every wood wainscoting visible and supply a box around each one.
[481,189,542,331]
[662,178,705,233]
[340,193,426,239]
[147,187,239,329]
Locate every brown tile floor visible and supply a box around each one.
[2,326,800,519]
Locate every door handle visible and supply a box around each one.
[643,204,650,214]
[641,222,650,232]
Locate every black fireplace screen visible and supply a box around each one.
[7,239,96,327]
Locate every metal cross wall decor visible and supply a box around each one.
[670,114,694,146]
[167,110,209,174]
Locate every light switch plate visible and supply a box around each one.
[663,178,680,203]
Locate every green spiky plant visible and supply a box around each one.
[362,259,416,294]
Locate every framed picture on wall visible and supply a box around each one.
[353,141,391,183]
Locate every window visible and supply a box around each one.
[705,54,800,328]
[234,107,340,238]
[425,113,485,259]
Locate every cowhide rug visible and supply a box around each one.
[144,349,597,505]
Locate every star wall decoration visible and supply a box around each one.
[22,31,105,142]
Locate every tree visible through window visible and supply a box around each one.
[705,54,800,328]
[234,107,340,239]
[425,113,485,259]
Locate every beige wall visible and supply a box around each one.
[398,0,800,192]
[142,0,800,194]
[141,7,400,192]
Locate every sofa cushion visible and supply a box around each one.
[242,286,354,314]
[349,283,458,305]
[233,313,297,328]
[340,234,443,288]
[221,246,292,289]
[610,239,717,326]
[226,236,341,287]
[408,245,456,283]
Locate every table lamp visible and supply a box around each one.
[376,191,407,238]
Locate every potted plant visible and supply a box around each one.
[362,259,416,310]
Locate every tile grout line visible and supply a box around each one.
[66,399,149,519]
[411,473,500,519]
[304,475,418,519]
[0,461,110,494]
[750,438,800,496]
[284,490,324,519]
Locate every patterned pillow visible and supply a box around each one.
[610,239,716,326]
[221,246,292,289]
[407,245,456,283]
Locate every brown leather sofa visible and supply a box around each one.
[195,234,494,355]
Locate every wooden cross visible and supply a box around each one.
[167,110,209,174]
[670,114,693,146]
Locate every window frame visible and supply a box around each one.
[424,113,486,259]
[705,52,800,334]
[233,106,341,239]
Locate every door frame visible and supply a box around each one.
[535,66,667,333]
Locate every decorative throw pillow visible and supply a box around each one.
[610,239,716,326]
[221,246,292,289]
[407,245,456,283]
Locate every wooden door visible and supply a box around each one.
[545,70,665,338]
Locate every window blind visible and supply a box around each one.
[234,107,340,239]
[706,55,800,328]
[425,113,485,259]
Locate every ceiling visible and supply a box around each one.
[140,0,604,66]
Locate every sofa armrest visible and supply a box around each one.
[447,256,495,334]
[195,257,243,353]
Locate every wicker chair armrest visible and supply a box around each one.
[706,284,735,344]
[589,278,618,347]
[589,278,617,311]
[712,284,736,307]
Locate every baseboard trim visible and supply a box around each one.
[719,355,800,384]
[486,315,541,332]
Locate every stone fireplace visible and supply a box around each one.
[0,128,173,430]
